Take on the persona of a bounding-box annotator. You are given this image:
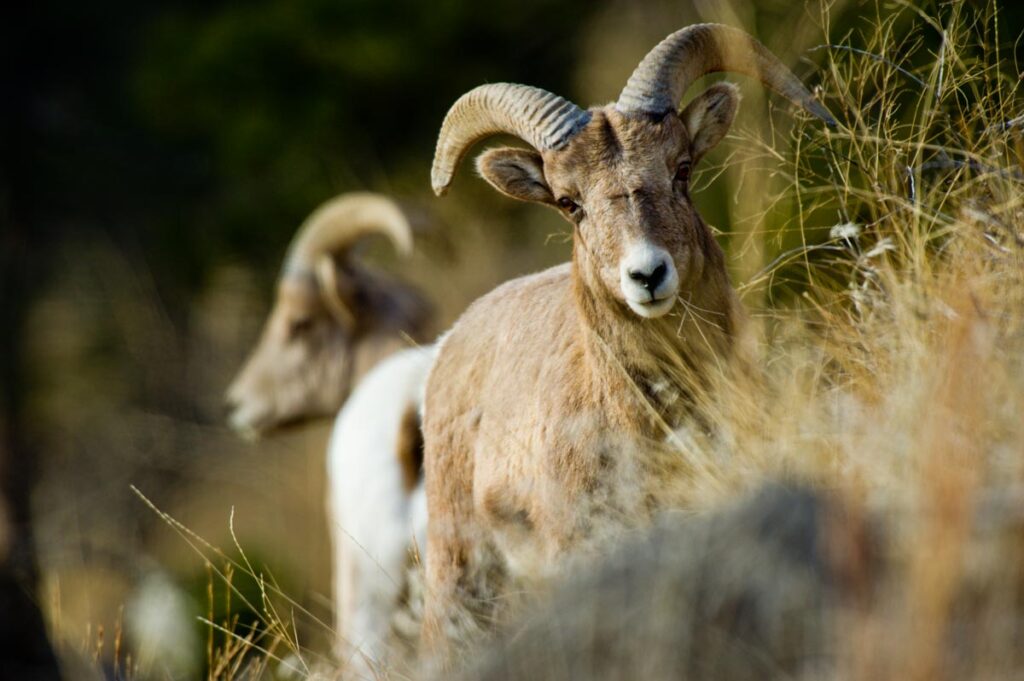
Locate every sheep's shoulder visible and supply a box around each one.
[424,263,593,468]
[431,263,580,390]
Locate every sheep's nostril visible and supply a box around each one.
[648,263,667,290]
[628,262,668,293]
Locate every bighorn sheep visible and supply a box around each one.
[224,193,433,669]
[422,24,835,655]
[226,192,431,436]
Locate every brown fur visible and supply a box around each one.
[396,402,425,493]
[422,93,745,661]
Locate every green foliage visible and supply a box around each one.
[12,0,599,301]
[130,0,599,279]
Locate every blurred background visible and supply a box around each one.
[3,0,1023,678]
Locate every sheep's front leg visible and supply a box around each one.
[420,436,488,669]
[420,521,478,669]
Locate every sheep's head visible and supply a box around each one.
[226,193,416,437]
[432,24,835,319]
[476,98,738,318]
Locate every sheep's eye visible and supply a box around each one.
[288,317,314,339]
[675,161,692,185]
[557,196,580,214]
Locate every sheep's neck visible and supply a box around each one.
[571,257,736,432]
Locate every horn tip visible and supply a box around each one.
[431,168,452,197]
[808,100,838,128]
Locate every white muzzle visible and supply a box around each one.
[619,242,679,318]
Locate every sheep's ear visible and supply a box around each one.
[679,82,740,164]
[476,147,555,205]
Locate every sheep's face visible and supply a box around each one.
[226,277,351,437]
[477,83,739,319]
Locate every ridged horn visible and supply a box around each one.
[431,83,592,196]
[284,192,413,274]
[616,23,836,126]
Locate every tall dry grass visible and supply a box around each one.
[675,0,1024,497]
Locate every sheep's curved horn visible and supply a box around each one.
[284,192,413,274]
[617,23,836,126]
[431,83,592,196]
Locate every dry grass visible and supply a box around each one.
[675,0,1023,496]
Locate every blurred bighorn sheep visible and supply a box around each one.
[422,24,835,656]
[226,192,431,435]
[224,192,433,669]
[327,345,433,672]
